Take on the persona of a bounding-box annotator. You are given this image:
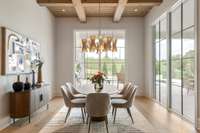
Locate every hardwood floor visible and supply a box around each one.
[134,96,199,133]
[1,96,199,133]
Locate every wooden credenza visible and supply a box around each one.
[10,84,50,123]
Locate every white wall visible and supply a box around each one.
[144,0,179,97]
[0,0,55,129]
[55,17,145,96]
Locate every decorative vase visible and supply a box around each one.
[32,70,35,88]
[12,75,24,92]
[94,83,103,93]
[36,68,43,87]
[24,77,31,90]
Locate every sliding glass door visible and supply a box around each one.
[153,0,195,122]
[171,4,182,114]
[170,0,195,121]
[154,17,167,106]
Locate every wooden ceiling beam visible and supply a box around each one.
[113,0,128,22]
[72,0,86,22]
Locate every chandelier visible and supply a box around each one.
[81,0,117,53]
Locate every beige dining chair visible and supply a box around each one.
[86,93,111,133]
[111,86,137,124]
[111,82,131,99]
[65,82,86,99]
[61,85,86,123]
[116,73,125,88]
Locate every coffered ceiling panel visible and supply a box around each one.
[85,6,115,17]
[48,6,77,17]
[123,5,152,17]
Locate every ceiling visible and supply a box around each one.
[37,0,163,22]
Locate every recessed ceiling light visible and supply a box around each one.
[134,8,138,12]
[62,9,66,12]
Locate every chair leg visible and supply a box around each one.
[117,81,119,89]
[88,117,92,133]
[127,108,134,124]
[113,108,117,124]
[65,107,71,122]
[84,107,86,116]
[105,116,109,133]
[112,107,114,116]
[86,114,89,124]
[81,108,85,123]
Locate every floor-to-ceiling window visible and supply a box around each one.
[153,0,195,122]
[171,0,195,121]
[154,17,168,106]
[74,30,126,87]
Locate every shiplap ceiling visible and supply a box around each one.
[37,0,163,22]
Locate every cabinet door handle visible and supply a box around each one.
[39,94,43,102]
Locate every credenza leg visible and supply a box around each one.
[29,115,31,123]
[13,118,15,124]
[47,104,49,110]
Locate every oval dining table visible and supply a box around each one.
[76,83,120,95]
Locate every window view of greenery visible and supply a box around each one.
[84,50,125,82]
[75,30,125,86]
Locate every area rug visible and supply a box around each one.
[39,106,156,133]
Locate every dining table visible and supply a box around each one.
[76,83,121,95]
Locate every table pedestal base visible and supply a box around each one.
[91,116,105,122]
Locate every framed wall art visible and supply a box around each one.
[0,27,40,75]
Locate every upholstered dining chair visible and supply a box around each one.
[111,86,137,124]
[116,72,125,88]
[111,82,131,99]
[86,93,111,133]
[65,82,86,99]
[61,85,86,123]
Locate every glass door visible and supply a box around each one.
[170,0,195,121]
[153,0,195,122]
[154,17,168,106]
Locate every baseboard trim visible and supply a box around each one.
[0,116,12,131]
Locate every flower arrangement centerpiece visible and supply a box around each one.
[88,72,107,92]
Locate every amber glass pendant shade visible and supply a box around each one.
[107,36,112,50]
[82,39,88,52]
[112,39,117,52]
[81,34,118,53]
[89,35,97,52]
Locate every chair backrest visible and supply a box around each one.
[66,82,80,95]
[127,87,137,107]
[116,73,125,83]
[123,84,134,99]
[65,83,74,99]
[71,84,80,94]
[119,82,131,94]
[86,93,111,117]
[61,85,71,107]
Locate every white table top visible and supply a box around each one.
[76,84,120,95]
